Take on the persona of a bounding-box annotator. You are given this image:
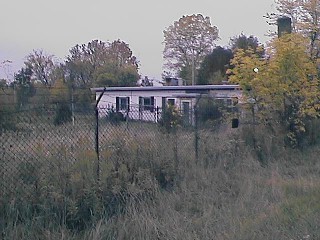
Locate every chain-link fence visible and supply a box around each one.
[0,100,239,192]
[0,99,240,233]
[0,106,95,196]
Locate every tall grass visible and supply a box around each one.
[1,114,320,239]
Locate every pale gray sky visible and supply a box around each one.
[0,0,276,81]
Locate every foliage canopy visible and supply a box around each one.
[229,33,320,147]
[66,39,139,88]
[163,14,219,85]
[268,0,320,60]
[197,46,233,85]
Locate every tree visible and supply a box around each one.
[197,97,224,121]
[230,34,265,57]
[163,14,219,85]
[265,0,299,31]
[267,0,320,60]
[66,40,108,88]
[25,50,56,86]
[117,66,140,87]
[66,39,139,88]
[0,78,15,131]
[13,67,35,109]
[297,0,320,60]
[229,33,320,147]
[197,46,233,85]
[108,39,139,68]
[50,79,72,125]
[93,40,139,87]
[50,78,69,104]
[64,39,139,109]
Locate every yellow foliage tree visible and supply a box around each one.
[229,33,320,147]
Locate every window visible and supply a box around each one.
[167,99,175,106]
[116,97,129,111]
[139,96,155,112]
[216,98,232,106]
[182,101,191,125]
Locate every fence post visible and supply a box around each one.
[194,95,201,162]
[194,105,199,162]
[95,88,106,183]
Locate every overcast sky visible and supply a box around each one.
[0,0,277,81]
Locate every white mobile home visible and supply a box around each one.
[91,84,242,123]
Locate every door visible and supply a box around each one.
[182,101,190,126]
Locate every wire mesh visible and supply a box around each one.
[0,99,236,200]
[0,106,95,199]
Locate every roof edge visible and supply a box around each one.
[91,84,241,92]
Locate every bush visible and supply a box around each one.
[158,105,182,133]
[0,106,16,131]
[54,103,72,126]
[196,97,226,125]
[106,108,126,124]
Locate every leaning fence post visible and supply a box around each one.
[95,88,106,183]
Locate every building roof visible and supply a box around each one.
[91,84,241,93]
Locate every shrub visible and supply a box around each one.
[158,105,182,133]
[196,97,226,125]
[105,108,126,124]
[54,103,72,126]
[0,106,16,131]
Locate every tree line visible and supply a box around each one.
[0,39,139,112]
[0,14,262,114]
[2,0,320,147]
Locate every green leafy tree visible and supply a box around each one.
[117,66,140,87]
[230,34,265,57]
[66,39,139,88]
[13,67,35,109]
[196,97,227,125]
[65,39,139,109]
[51,79,72,125]
[229,33,320,147]
[0,79,15,131]
[95,72,117,87]
[197,46,233,85]
[66,40,108,88]
[94,40,139,87]
[163,14,219,85]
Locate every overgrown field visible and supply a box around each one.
[1,112,320,240]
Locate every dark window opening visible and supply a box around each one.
[116,97,130,111]
[167,99,175,106]
[139,96,155,112]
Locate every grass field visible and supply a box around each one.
[1,111,320,239]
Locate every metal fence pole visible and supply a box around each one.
[95,107,100,183]
[95,88,106,183]
[194,104,199,162]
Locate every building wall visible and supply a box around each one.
[95,87,242,122]
[97,89,184,121]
